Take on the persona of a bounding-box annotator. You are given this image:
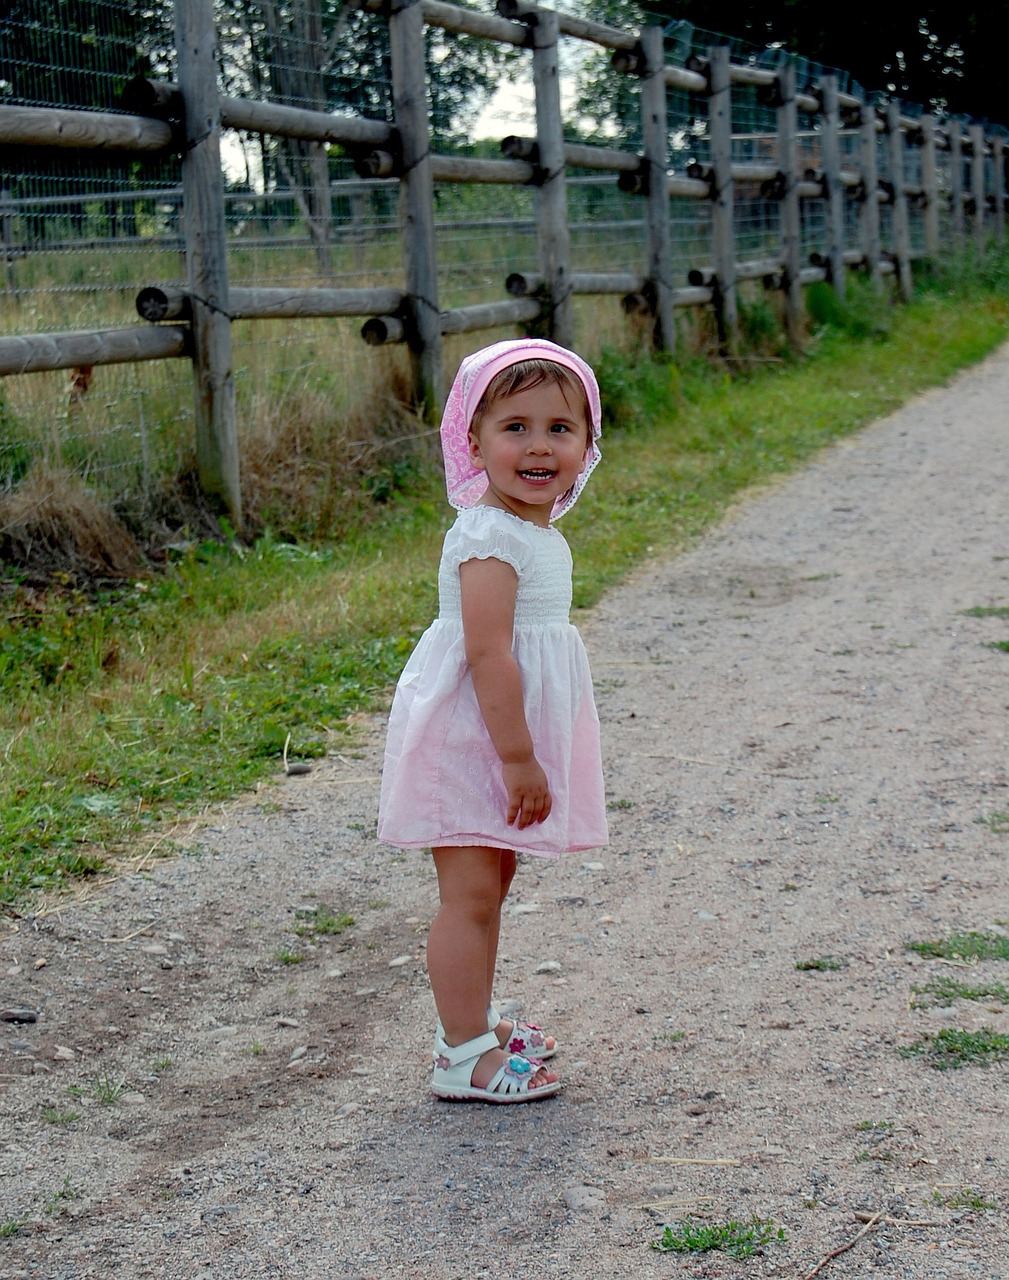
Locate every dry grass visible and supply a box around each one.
[239,347,437,540]
[0,463,145,584]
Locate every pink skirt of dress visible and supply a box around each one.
[377,618,608,858]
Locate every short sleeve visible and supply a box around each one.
[442,507,535,579]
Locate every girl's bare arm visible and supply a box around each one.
[459,556,552,829]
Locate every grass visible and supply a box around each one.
[651,1215,786,1257]
[3,269,1009,903]
[41,1106,81,1125]
[934,1188,997,1211]
[293,905,355,938]
[93,1072,127,1104]
[911,976,1009,1008]
[905,931,1009,962]
[43,1177,79,1216]
[901,1027,1009,1070]
[975,811,1009,834]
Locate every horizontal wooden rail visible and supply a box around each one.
[361,296,542,345]
[122,77,393,148]
[610,46,708,94]
[355,150,537,182]
[687,258,784,286]
[0,325,188,377]
[496,0,636,53]
[0,104,173,152]
[440,297,542,334]
[506,270,645,296]
[421,0,528,45]
[502,135,640,174]
[136,285,406,322]
[671,285,715,307]
[809,249,867,268]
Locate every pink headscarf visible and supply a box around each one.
[440,338,603,521]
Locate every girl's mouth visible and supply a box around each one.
[518,468,557,482]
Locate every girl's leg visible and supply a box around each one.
[430,846,556,1092]
[485,849,557,1057]
[485,849,516,999]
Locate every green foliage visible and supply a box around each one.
[593,347,683,433]
[961,606,1009,619]
[293,905,355,938]
[651,1215,786,1257]
[796,956,844,971]
[0,394,31,489]
[934,1188,997,1211]
[3,286,1009,904]
[93,1072,127,1104]
[806,279,891,341]
[911,976,1009,1007]
[901,1027,1009,1070]
[41,1107,81,1125]
[905,931,1009,962]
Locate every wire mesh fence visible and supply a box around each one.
[0,0,1001,523]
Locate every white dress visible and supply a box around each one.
[377,505,608,858]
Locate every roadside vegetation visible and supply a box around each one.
[2,250,1009,905]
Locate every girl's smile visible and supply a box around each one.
[468,382,590,526]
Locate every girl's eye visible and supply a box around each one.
[550,422,574,433]
[503,421,525,432]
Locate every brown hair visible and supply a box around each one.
[470,359,591,442]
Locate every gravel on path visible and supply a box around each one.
[2,345,1008,1279]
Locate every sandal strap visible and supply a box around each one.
[436,1029,500,1067]
[482,1052,543,1096]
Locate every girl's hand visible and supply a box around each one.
[503,757,552,829]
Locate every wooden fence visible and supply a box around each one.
[1,0,1006,525]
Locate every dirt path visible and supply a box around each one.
[3,346,1009,1280]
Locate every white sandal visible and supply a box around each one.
[435,1005,558,1061]
[491,1005,557,1062]
[431,1030,562,1104]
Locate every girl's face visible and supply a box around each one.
[468,380,591,526]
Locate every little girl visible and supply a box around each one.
[378,338,608,1103]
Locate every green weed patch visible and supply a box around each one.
[651,1215,786,1257]
[902,1027,1009,1070]
[905,932,1009,962]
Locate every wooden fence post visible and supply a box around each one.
[389,0,443,416]
[819,74,846,302]
[949,123,964,246]
[174,0,241,526]
[777,60,803,349]
[887,102,912,300]
[859,102,882,292]
[920,113,940,258]
[993,136,1006,245]
[529,7,574,349]
[708,45,737,352]
[969,123,986,256]
[639,24,675,353]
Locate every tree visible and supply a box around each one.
[220,0,517,267]
[639,1,1007,122]
[0,1,177,237]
